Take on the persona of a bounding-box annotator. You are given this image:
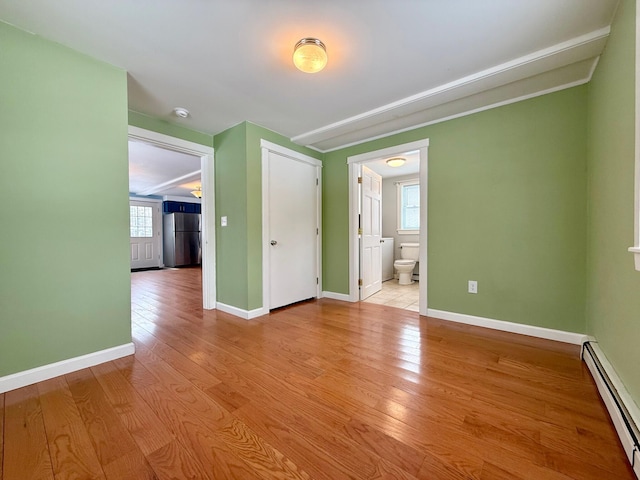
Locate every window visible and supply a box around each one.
[130,205,153,238]
[397,179,420,234]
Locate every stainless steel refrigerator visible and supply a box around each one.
[163,213,201,267]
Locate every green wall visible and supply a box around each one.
[0,22,131,376]
[128,110,213,146]
[586,0,640,402]
[324,87,589,333]
[214,122,321,311]
[214,123,250,309]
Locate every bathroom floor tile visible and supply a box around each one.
[362,279,419,312]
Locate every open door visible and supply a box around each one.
[360,165,382,300]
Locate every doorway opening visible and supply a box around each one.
[129,126,216,310]
[347,139,429,315]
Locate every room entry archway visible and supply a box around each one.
[128,126,216,309]
[347,138,429,316]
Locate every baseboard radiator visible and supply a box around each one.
[582,342,640,478]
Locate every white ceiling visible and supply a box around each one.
[0,0,619,152]
[366,151,420,179]
[128,141,201,198]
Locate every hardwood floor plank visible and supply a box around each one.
[126,363,256,479]
[131,326,223,391]
[342,417,426,477]
[145,440,213,480]
[216,418,312,480]
[101,450,158,480]
[4,385,54,480]
[90,362,174,456]
[418,449,484,480]
[234,402,358,480]
[37,376,106,480]
[2,268,634,480]
[65,368,144,468]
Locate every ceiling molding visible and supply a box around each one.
[292,27,610,151]
[135,169,201,196]
[128,126,213,156]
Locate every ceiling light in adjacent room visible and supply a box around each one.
[293,38,327,73]
[386,157,406,167]
[191,186,202,198]
[173,107,190,118]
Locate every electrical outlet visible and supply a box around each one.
[468,280,478,294]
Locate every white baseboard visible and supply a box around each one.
[426,308,588,345]
[321,291,352,302]
[216,302,267,320]
[583,342,640,478]
[0,342,135,394]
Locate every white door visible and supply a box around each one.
[360,165,382,300]
[268,151,318,309]
[129,200,161,269]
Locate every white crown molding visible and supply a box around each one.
[128,126,213,155]
[320,77,591,153]
[0,343,135,394]
[292,27,609,150]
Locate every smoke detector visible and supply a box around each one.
[173,107,190,118]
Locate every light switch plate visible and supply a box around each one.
[221,216,228,227]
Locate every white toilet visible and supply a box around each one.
[394,243,419,285]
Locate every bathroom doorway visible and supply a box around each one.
[347,139,429,315]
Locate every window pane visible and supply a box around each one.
[401,184,420,230]
[129,205,154,238]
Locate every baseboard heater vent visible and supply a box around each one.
[582,341,640,478]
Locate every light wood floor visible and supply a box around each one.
[1,268,634,479]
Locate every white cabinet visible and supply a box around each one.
[381,237,395,281]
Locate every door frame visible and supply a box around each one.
[128,197,163,269]
[347,138,429,316]
[128,126,216,310]
[260,139,322,314]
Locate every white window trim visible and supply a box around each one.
[631,3,640,271]
[396,178,420,235]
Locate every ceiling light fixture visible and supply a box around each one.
[173,107,190,118]
[293,38,327,73]
[386,157,406,168]
[191,186,202,198]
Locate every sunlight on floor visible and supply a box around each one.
[362,279,419,311]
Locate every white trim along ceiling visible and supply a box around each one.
[0,1,619,151]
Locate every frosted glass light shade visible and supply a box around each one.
[386,157,406,167]
[293,38,327,73]
[191,187,202,198]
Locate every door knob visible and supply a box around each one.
[270,240,278,246]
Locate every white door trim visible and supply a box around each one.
[347,138,429,316]
[128,126,216,310]
[261,139,322,314]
